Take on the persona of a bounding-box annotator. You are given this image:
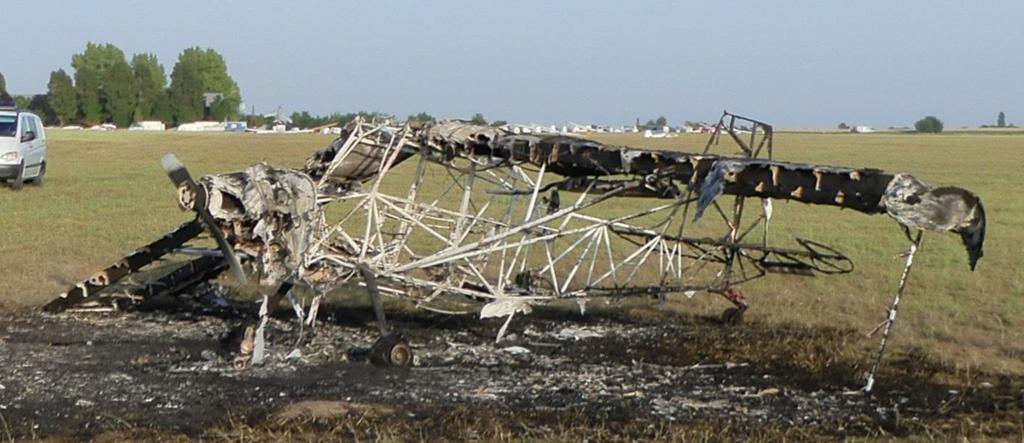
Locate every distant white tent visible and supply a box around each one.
[177,121,225,132]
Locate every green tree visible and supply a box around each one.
[245,113,267,129]
[470,113,487,125]
[168,58,204,124]
[104,59,137,127]
[27,95,56,125]
[914,116,944,133]
[0,72,9,110]
[132,53,166,121]
[210,96,237,121]
[490,120,508,127]
[997,111,1006,128]
[75,66,103,123]
[407,112,435,123]
[47,69,78,126]
[174,47,242,120]
[289,110,394,128]
[71,43,127,82]
[152,92,174,124]
[71,43,128,121]
[13,95,30,109]
[655,116,668,127]
[290,111,330,128]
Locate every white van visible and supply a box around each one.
[0,107,47,190]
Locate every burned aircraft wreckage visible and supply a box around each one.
[47,112,986,391]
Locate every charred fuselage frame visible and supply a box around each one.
[47,112,986,391]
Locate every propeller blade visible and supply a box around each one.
[160,153,248,285]
[160,154,193,187]
[198,210,248,284]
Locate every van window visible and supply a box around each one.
[21,116,36,141]
[0,115,15,137]
[33,116,44,139]
[29,116,42,139]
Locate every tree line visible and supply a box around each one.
[1,43,241,127]
[287,111,395,129]
[286,111,508,129]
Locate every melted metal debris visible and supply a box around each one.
[201,163,325,285]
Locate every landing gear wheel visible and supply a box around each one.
[722,307,745,326]
[233,355,251,370]
[370,334,413,367]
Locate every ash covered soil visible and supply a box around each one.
[0,301,1021,440]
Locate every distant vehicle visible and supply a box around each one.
[88,123,117,131]
[129,121,167,131]
[643,126,677,139]
[0,107,47,190]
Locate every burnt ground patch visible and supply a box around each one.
[0,303,1021,441]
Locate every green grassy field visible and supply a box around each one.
[2,129,1022,374]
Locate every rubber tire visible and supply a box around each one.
[10,161,24,191]
[722,307,745,326]
[370,334,413,368]
[30,162,45,186]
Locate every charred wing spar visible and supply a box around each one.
[694,161,985,270]
[306,121,985,270]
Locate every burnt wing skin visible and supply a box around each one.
[696,163,985,270]
[882,174,986,270]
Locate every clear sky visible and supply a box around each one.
[3,1,1021,128]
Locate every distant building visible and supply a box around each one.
[685,123,714,133]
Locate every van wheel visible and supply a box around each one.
[11,161,24,191]
[31,162,45,186]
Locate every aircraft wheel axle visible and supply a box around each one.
[370,334,413,367]
[722,307,746,326]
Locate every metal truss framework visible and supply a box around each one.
[303,113,852,323]
[47,111,986,391]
